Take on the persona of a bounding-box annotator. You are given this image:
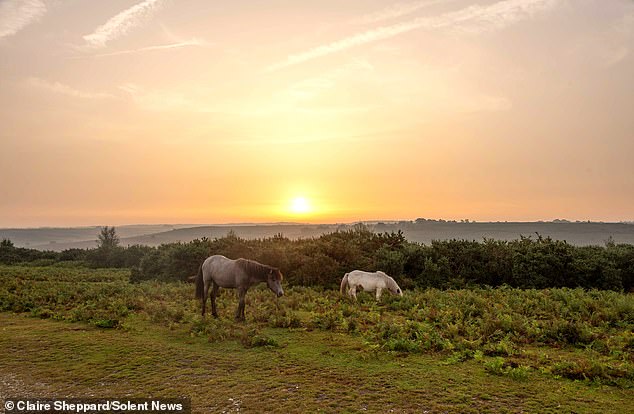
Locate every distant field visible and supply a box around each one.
[3,221,634,251]
[1,265,632,413]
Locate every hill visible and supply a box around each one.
[2,221,634,252]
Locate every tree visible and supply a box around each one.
[0,239,18,264]
[97,226,120,249]
[87,227,122,268]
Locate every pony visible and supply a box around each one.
[195,255,284,321]
[340,270,403,301]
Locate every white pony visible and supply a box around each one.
[340,270,403,301]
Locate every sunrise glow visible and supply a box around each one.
[289,197,312,216]
[0,1,633,227]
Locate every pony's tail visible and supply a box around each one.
[340,273,349,295]
[195,263,204,299]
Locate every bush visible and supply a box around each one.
[3,230,634,291]
[240,329,279,348]
[484,357,530,380]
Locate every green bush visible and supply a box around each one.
[240,328,279,348]
[3,230,634,291]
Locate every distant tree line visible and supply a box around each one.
[1,225,633,291]
[0,227,152,269]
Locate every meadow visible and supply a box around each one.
[1,264,633,413]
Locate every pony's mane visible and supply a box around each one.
[377,271,391,280]
[385,276,397,289]
[379,272,397,289]
[236,258,282,281]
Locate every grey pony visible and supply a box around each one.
[195,254,284,321]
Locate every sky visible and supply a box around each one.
[0,0,633,227]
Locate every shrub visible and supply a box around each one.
[3,230,634,291]
[240,329,279,348]
[484,357,530,380]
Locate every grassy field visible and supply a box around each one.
[1,265,633,413]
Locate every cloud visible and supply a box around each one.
[0,0,46,39]
[600,46,629,67]
[91,38,207,57]
[83,0,165,48]
[571,9,634,68]
[28,77,115,99]
[119,83,206,112]
[616,11,634,36]
[603,10,634,66]
[457,94,512,113]
[279,60,375,104]
[452,0,558,34]
[352,0,457,25]
[268,0,558,70]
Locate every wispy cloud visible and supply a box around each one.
[268,0,558,71]
[0,0,46,39]
[352,0,457,25]
[280,60,375,104]
[606,11,634,66]
[91,38,207,57]
[28,77,115,99]
[118,83,207,112]
[567,8,634,69]
[589,10,634,68]
[616,11,634,36]
[600,46,629,67]
[83,0,166,48]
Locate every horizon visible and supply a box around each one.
[1,0,633,227]
[2,217,634,231]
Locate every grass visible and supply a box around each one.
[2,314,633,413]
[1,265,633,413]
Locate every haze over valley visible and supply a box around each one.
[3,220,634,251]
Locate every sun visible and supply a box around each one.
[289,196,311,215]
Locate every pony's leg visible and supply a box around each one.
[201,278,210,317]
[375,288,383,301]
[350,286,358,300]
[235,287,247,321]
[211,282,219,318]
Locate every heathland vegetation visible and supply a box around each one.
[1,227,633,411]
[1,265,633,388]
[2,225,633,291]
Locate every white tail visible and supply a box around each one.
[340,273,349,295]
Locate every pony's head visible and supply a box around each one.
[267,268,284,297]
[387,276,403,297]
